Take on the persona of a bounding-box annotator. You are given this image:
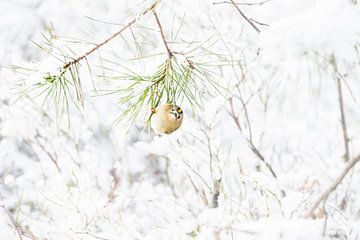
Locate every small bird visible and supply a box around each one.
[150,104,184,134]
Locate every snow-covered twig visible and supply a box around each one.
[305,154,360,218]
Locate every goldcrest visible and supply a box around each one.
[150,104,184,134]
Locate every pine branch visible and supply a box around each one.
[60,0,160,74]
[61,19,136,74]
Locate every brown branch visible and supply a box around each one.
[153,11,173,57]
[172,51,195,69]
[229,97,242,131]
[331,55,350,162]
[305,154,360,218]
[337,75,350,162]
[248,141,277,178]
[37,140,61,173]
[228,0,261,32]
[249,18,269,26]
[61,19,136,73]
[61,1,159,73]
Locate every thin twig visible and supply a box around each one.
[305,154,360,218]
[337,75,350,162]
[36,140,61,173]
[248,141,277,178]
[249,18,269,26]
[228,97,277,179]
[1,206,24,240]
[330,55,350,162]
[228,0,261,32]
[336,76,350,162]
[61,1,159,73]
[153,11,173,57]
[61,19,136,73]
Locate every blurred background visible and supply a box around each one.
[1,0,360,239]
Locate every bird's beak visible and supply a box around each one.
[170,112,178,119]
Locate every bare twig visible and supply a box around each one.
[1,206,24,240]
[153,11,173,57]
[305,154,360,218]
[61,1,159,74]
[330,55,350,162]
[36,139,61,173]
[199,128,223,208]
[248,141,277,178]
[200,128,216,181]
[61,20,136,74]
[249,18,269,26]
[228,97,277,179]
[228,0,261,32]
[337,75,350,162]
[229,97,242,131]
[182,157,212,191]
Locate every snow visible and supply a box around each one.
[1,0,360,239]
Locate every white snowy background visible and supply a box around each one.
[1,0,360,239]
